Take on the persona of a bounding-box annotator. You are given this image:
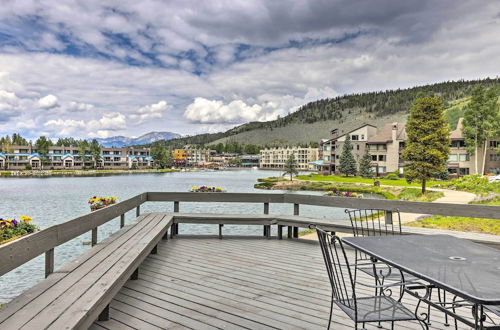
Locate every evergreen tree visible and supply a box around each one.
[89,139,102,169]
[462,86,500,174]
[151,142,172,169]
[282,153,298,181]
[401,95,450,193]
[78,140,89,168]
[358,148,373,178]
[35,136,52,169]
[338,135,357,176]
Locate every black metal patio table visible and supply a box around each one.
[342,234,500,329]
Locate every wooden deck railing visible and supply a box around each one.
[1,192,499,281]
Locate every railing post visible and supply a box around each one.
[171,201,179,238]
[385,211,393,225]
[120,214,125,228]
[45,248,54,278]
[91,227,98,246]
[289,203,299,239]
[219,224,224,239]
[136,205,140,217]
[263,202,270,238]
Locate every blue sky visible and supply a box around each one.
[0,0,499,139]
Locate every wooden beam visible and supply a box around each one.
[45,248,54,278]
[91,228,98,247]
[120,214,125,228]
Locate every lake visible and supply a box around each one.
[0,169,364,302]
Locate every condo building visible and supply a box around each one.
[259,146,319,170]
[319,119,500,176]
[0,146,153,170]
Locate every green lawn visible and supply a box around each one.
[406,194,500,235]
[296,173,441,187]
[406,215,500,235]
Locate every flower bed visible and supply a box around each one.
[190,185,224,192]
[324,189,362,198]
[88,196,118,211]
[0,216,39,245]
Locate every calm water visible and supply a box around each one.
[0,169,363,302]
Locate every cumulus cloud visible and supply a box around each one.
[44,119,85,136]
[43,113,127,138]
[184,98,268,124]
[67,101,94,112]
[38,94,59,109]
[0,90,22,122]
[129,100,169,124]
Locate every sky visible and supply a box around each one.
[0,0,499,140]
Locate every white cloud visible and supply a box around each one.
[38,94,59,109]
[185,97,268,124]
[129,100,169,124]
[43,113,127,137]
[44,119,85,135]
[88,112,127,131]
[67,101,94,112]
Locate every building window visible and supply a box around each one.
[378,166,386,173]
[452,140,466,148]
[490,154,500,161]
[351,135,359,141]
[371,155,377,161]
[459,154,470,161]
[490,141,499,148]
[448,168,458,174]
[356,145,360,150]
[361,134,365,140]
[448,154,458,162]
[399,166,404,174]
[399,142,405,149]
[378,155,386,161]
[459,168,470,175]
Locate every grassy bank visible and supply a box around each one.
[254,177,444,202]
[432,175,500,195]
[406,193,500,235]
[296,173,441,187]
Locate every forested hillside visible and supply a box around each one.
[145,78,500,148]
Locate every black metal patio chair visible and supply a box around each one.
[316,228,426,330]
[345,208,449,327]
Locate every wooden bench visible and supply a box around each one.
[0,212,172,330]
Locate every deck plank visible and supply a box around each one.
[94,237,499,330]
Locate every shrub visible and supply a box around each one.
[25,164,32,170]
[384,171,400,180]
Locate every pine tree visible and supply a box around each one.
[282,153,298,181]
[401,95,450,193]
[35,136,52,169]
[358,148,373,178]
[462,86,500,174]
[339,135,357,176]
[89,139,102,169]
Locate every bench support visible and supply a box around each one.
[151,244,158,255]
[131,268,139,280]
[45,248,54,278]
[219,224,224,239]
[98,304,110,321]
[120,214,125,228]
[91,228,98,246]
[278,225,283,240]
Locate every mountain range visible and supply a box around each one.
[95,131,181,147]
[143,77,500,148]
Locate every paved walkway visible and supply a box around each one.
[301,187,477,240]
[399,188,477,223]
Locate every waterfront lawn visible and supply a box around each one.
[433,175,500,195]
[397,188,444,202]
[296,173,441,187]
[406,195,500,235]
[406,216,500,235]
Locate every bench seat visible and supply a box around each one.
[0,212,172,330]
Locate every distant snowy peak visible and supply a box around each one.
[95,131,181,147]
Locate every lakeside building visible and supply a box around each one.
[319,119,500,176]
[184,146,215,167]
[0,146,153,170]
[259,146,319,170]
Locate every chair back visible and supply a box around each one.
[316,228,356,313]
[345,208,402,237]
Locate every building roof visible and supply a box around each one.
[29,153,40,159]
[367,123,406,143]
[62,153,74,159]
[325,123,376,143]
[450,118,464,139]
[0,153,5,159]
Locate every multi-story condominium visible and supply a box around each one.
[319,124,377,173]
[183,146,215,166]
[0,145,153,170]
[259,146,319,170]
[319,119,500,176]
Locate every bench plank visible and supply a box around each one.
[0,213,167,329]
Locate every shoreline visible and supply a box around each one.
[0,169,181,178]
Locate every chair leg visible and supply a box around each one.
[328,292,334,330]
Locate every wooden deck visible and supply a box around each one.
[90,237,491,330]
